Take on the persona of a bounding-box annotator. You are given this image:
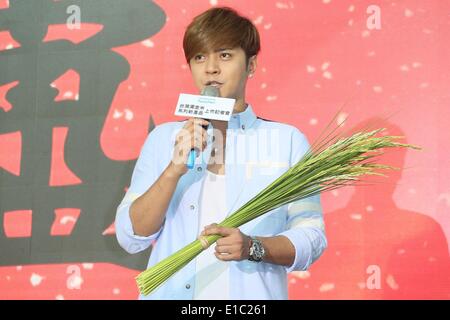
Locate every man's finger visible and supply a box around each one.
[216,237,234,246]
[214,251,235,261]
[215,244,234,254]
[203,225,234,237]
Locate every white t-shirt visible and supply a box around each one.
[194,169,229,300]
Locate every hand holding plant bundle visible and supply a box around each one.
[136,118,420,296]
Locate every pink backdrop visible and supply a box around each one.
[0,0,449,299]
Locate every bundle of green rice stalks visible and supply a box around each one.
[135,120,420,296]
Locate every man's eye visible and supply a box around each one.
[194,55,204,61]
[221,53,232,59]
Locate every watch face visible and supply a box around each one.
[249,238,265,262]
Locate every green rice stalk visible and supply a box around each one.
[135,126,420,296]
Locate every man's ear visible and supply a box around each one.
[247,55,257,77]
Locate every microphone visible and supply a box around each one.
[186,85,220,169]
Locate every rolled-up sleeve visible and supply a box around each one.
[115,125,166,254]
[279,129,327,272]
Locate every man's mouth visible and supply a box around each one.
[205,81,223,87]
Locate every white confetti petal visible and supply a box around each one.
[386,274,399,290]
[142,39,154,48]
[276,2,289,9]
[30,273,44,287]
[400,64,410,72]
[319,283,335,292]
[60,216,76,224]
[124,108,132,119]
[291,271,311,279]
[321,61,330,71]
[404,9,414,17]
[309,118,318,125]
[337,112,348,126]
[113,110,123,119]
[56,295,64,300]
[63,91,73,98]
[306,65,316,73]
[82,263,94,270]
[373,86,383,93]
[253,16,263,25]
[323,71,333,79]
[362,30,370,38]
[350,213,362,220]
[67,275,83,289]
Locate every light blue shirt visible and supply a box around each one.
[115,105,327,300]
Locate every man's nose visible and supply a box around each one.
[205,55,220,74]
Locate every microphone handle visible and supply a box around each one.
[186,123,209,169]
[186,149,197,169]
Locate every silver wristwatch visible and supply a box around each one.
[248,237,265,262]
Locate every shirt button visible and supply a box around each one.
[185,284,191,289]
[197,167,202,172]
[190,204,195,210]
[241,124,245,130]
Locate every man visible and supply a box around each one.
[116,6,327,300]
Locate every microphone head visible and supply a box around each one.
[201,85,220,97]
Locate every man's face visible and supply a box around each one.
[189,47,256,104]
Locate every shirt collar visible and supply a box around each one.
[228,104,257,131]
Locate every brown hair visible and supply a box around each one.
[183,7,261,65]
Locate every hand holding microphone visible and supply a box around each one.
[171,85,234,175]
[170,118,210,177]
[186,85,219,169]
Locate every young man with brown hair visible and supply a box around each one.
[116,7,326,300]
